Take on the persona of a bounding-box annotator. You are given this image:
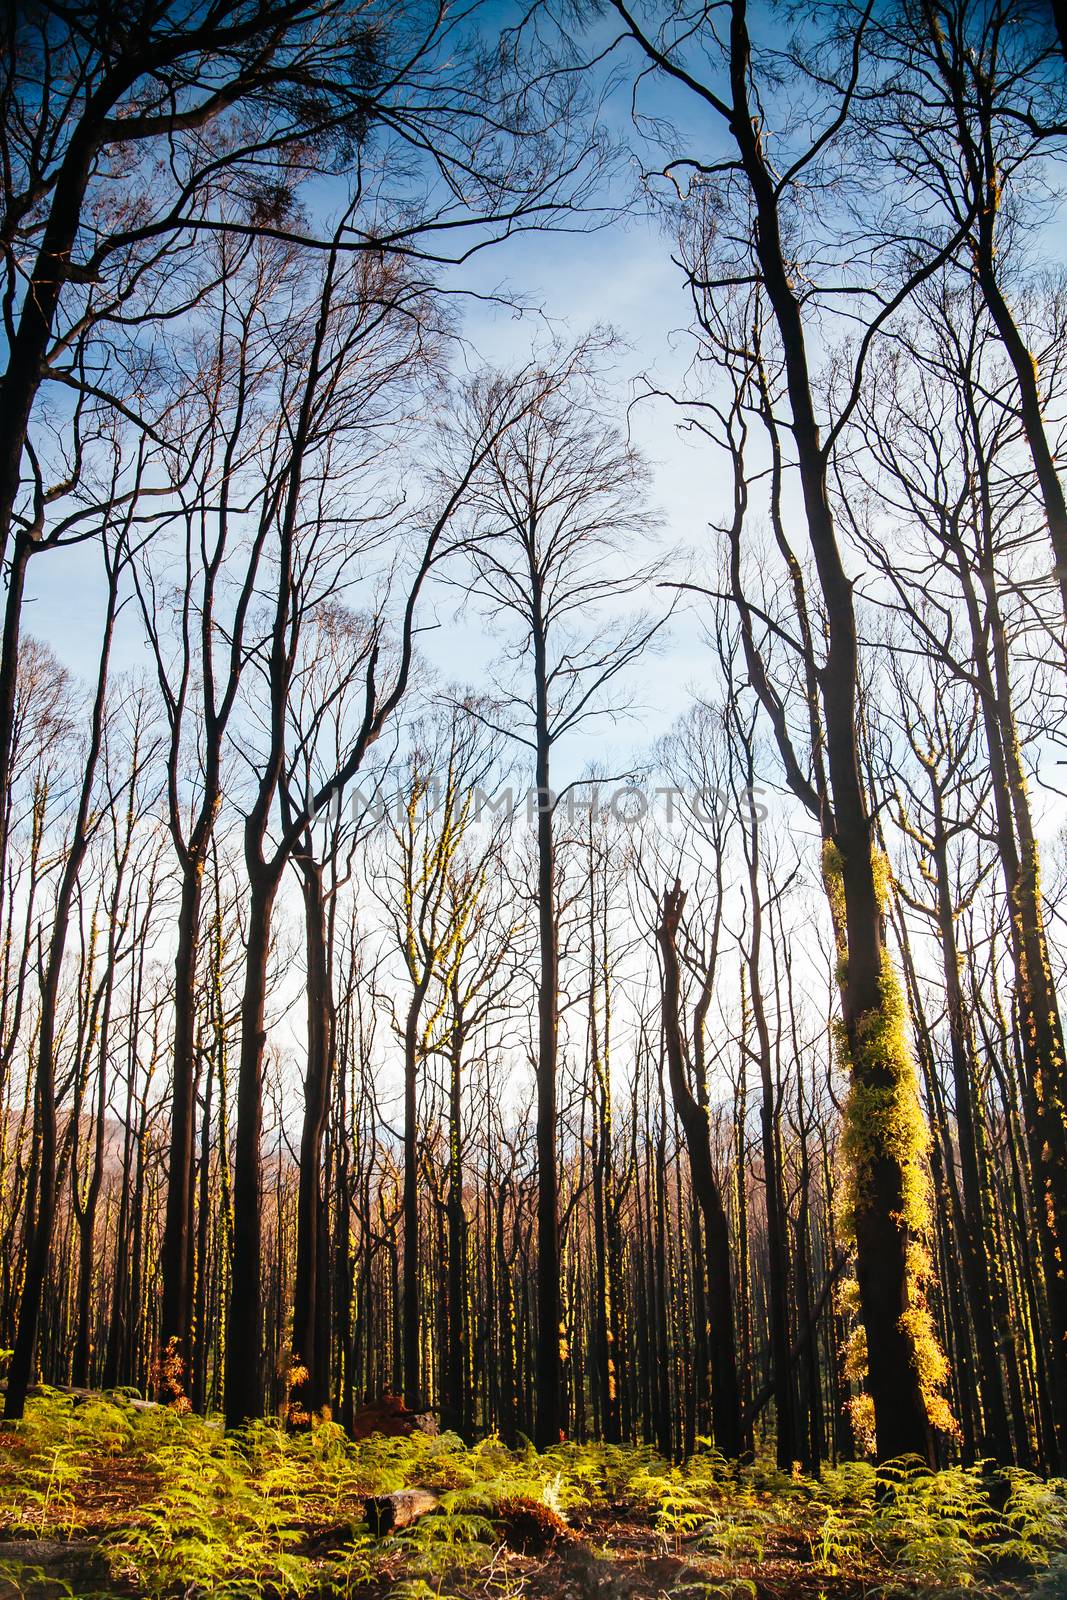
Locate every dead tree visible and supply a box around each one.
[455,356,665,1445]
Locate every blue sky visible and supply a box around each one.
[12,3,828,797]
[426,210,720,773]
[25,176,719,793]
[21,0,1067,836]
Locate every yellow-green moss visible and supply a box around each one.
[834,950,957,1445]
[821,840,849,987]
[821,840,892,926]
[821,840,847,940]
[837,1277,876,1455]
[871,846,892,914]
[836,953,931,1241]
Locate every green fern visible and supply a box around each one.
[2,1398,1066,1598]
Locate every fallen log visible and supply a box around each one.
[365,1488,441,1536]
[0,1538,110,1600]
[0,1383,160,1412]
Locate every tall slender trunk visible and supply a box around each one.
[651,1077,673,1456]
[587,858,620,1444]
[532,593,562,1447]
[191,1049,215,1416]
[401,975,429,1410]
[793,1107,823,1473]
[225,866,278,1429]
[291,854,333,1420]
[5,559,117,1420]
[445,1007,469,1435]
[657,883,742,1457]
[72,1037,109,1389]
[159,862,204,1392]
[925,811,1013,1459]
[102,1038,138,1390]
[743,806,796,1467]
[953,542,1067,1460]
[496,1178,518,1445]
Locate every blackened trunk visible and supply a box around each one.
[191,1049,215,1416]
[446,1020,469,1435]
[4,564,116,1419]
[159,862,204,1393]
[402,979,428,1410]
[225,868,278,1429]
[745,825,796,1467]
[657,883,742,1457]
[958,548,1067,1461]
[72,1049,108,1389]
[532,605,562,1448]
[102,1052,137,1391]
[291,856,333,1421]
[927,819,1013,1459]
[496,1181,518,1445]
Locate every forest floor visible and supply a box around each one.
[0,1392,1064,1600]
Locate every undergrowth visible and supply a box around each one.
[0,1391,1063,1597]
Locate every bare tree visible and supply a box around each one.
[5,467,141,1419]
[454,355,666,1445]
[223,325,580,1426]
[857,0,1067,621]
[371,707,496,1411]
[842,283,1067,1461]
[0,0,604,920]
[577,0,966,1452]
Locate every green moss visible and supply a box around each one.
[870,847,892,914]
[836,955,930,1241]
[821,840,847,939]
[835,952,956,1444]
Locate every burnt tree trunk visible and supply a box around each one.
[656,882,742,1458]
[5,552,118,1420]
[225,865,279,1429]
[532,580,562,1448]
[291,853,334,1421]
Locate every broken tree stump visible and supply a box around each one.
[364,1488,441,1536]
[349,1393,438,1441]
[496,1495,576,1553]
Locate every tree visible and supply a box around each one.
[584,0,962,1461]
[135,228,318,1396]
[655,879,743,1460]
[223,322,579,1426]
[860,0,1067,621]
[280,605,386,1423]
[455,355,664,1445]
[639,699,747,1458]
[878,650,1016,1461]
[842,280,1067,1461]
[372,709,496,1410]
[5,484,138,1419]
[0,0,603,925]
[0,0,384,869]
[727,694,799,1470]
